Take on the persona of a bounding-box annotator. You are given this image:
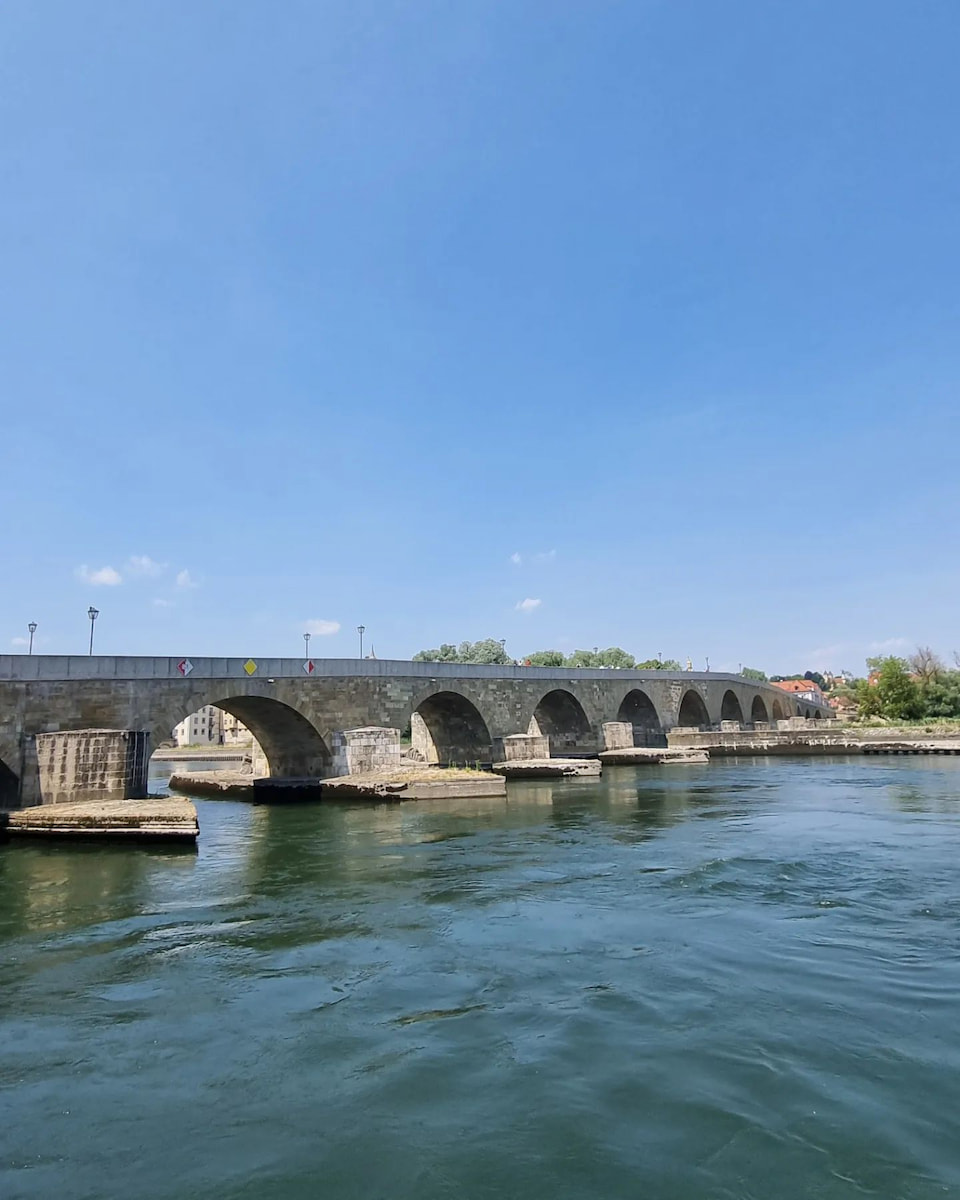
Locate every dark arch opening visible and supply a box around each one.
[751,695,769,725]
[720,690,745,724]
[412,691,492,766]
[529,689,596,757]
[617,689,665,747]
[771,699,787,722]
[0,756,19,808]
[813,709,822,720]
[154,696,331,779]
[678,690,710,728]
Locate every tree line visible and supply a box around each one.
[413,640,681,670]
[856,649,960,721]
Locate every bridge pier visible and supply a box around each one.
[35,729,150,806]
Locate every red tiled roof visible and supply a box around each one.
[772,679,822,695]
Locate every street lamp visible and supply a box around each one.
[87,606,99,655]
[27,622,37,655]
[357,625,365,659]
[303,631,311,660]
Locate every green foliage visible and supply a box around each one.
[635,658,683,670]
[803,670,825,689]
[563,647,636,669]
[857,656,923,720]
[525,650,566,667]
[741,667,767,682]
[413,639,512,665]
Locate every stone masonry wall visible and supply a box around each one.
[35,729,150,805]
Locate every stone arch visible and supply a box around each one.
[678,689,710,728]
[720,690,745,723]
[617,689,664,747]
[154,695,331,777]
[529,689,596,757]
[412,691,493,766]
[751,695,769,725]
[813,709,822,720]
[771,698,787,722]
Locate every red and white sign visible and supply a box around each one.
[177,658,194,676]
[302,659,315,675]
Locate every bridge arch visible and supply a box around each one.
[617,689,663,746]
[750,695,769,725]
[0,755,18,807]
[771,698,787,722]
[412,690,493,766]
[529,689,596,757]
[154,694,331,777]
[720,690,745,724]
[678,689,710,728]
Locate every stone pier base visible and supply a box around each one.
[35,729,150,806]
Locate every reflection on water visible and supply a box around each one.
[3,756,960,1199]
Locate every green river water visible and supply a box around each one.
[2,757,959,1199]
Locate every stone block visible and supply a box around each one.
[491,733,550,762]
[602,721,634,751]
[720,721,741,732]
[35,729,150,806]
[330,727,401,777]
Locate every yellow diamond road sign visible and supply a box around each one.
[243,659,258,676]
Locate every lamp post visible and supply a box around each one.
[27,622,37,655]
[357,625,365,659]
[87,606,99,655]
[303,631,311,660]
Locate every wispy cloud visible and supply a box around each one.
[533,549,557,563]
[305,618,340,636]
[152,598,174,608]
[868,637,910,653]
[175,569,197,589]
[76,564,122,586]
[128,555,166,577]
[510,552,522,565]
[11,636,28,646]
[516,597,542,613]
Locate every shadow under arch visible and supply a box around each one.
[751,695,769,725]
[678,689,710,728]
[412,691,493,766]
[529,689,596,756]
[617,689,665,747]
[720,690,745,723]
[0,755,18,807]
[157,695,331,777]
[771,698,787,722]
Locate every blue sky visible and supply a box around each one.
[2,1,959,675]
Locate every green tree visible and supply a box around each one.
[596,646,636,669]
[803,670,825,689]
[565,649,600,668]
[412,643,459,663]
[525,650,566,667]
[635,658,683,671]
[459,639,512,665]
[858,656,922,720]
[741,667,767,682]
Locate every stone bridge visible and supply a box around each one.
[0,656,834,807]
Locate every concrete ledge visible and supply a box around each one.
[2,798,198,843]
[323,768,506,802]
[491,758,601,779]
[600,747,710,765]
[168,770,254,798]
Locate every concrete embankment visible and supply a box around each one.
[667,728,960,756]
[2,798,199,843]
[491,758,600,779]
[600,747,709,766]
[169,765,507,802]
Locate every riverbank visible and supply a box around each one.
[668,726,960,756]
[1,797,199,843]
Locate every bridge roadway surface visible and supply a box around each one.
[0,656,833,807]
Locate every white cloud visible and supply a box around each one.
[128,555,166,577]
[510,552,522,565]
[534,549,557,563]
[152,598,173,608]
[175,569,197,589]
[868,637,910,652]
[11,636,28,646]
[76,564,122,586]
[305,618,340,636]
[516,598,542,613]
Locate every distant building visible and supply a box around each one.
[173,706,252,747]
[772,679,824,705]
